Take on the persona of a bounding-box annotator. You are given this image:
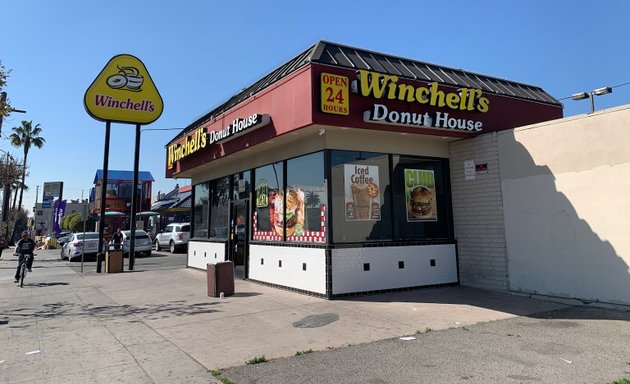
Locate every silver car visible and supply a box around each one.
[121,230,152,257]
[61,232,100,261]
[154,223,190,253]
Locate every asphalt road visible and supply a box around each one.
[219,306,630,384]
[63,248,188,273]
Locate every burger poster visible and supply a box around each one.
[404,169,437,222]
[344,164,381,221]
[269,187,305,237]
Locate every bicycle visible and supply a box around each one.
[15,252,35,288]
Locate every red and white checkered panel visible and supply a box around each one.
[253,205,326,243]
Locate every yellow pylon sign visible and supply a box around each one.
[84,54,163,124]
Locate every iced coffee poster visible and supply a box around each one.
[344,164,381,221]
[404,169,437,222]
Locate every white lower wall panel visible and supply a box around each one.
[249,245,326,294]
[187,241,227,270]
[332,244,457,294]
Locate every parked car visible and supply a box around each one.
[121,229,152,257]
[60,232,100,261]
[57,232,73,246]
[154,223,190,253]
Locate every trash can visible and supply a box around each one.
[207,261,235,298]
[105,245,124,273]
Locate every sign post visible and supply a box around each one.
[84,54,163,272]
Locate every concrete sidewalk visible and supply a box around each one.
[1,249,628,383]
[0,250,213,383]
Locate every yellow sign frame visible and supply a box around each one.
[84,54,163,124]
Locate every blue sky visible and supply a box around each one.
[2,0,629,215]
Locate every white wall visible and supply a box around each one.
[499,105,630,305]
[249,245,326,294]
[332,244,457,294]
[187,241,227,270]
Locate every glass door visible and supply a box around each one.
[229,201,249,278]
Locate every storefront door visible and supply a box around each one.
[229,201,249,278]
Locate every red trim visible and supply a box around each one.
[166,63,563,177]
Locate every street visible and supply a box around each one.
[62,249,188,274]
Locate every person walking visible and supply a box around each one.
[14,231,35,283]
[111,227,123,250]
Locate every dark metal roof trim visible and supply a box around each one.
[172,40,561,143]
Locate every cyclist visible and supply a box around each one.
[14,231,35,283]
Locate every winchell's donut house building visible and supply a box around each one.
[166,41,568,299]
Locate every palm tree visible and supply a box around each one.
[11,180,27,211]
[305,191,321,208]
[10,120,45,210]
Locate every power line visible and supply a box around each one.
[558,80,630,101]
[140,128,184,132]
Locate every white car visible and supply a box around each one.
[121,230,152,257]
[61,232,100,261]
[154,223,190,253]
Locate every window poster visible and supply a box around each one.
[255,180,269,208]
[269,187,305,237]
[344,164,381,221]
[404,169,438,222]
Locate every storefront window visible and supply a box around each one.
[209,176,230,238]
[331,151,392,242]
[392,156,452,240]
[106,183,118,197]
[118,182,132,198]
[254,162,283,238]
[193,182,209,238]
[287,152,326,241]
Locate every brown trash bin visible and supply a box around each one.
[105,247,124,273]
[207,261,235,297]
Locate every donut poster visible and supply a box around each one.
[404,169,437,222]
[344,164,381,221]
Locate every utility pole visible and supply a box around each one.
[34,185,39,212]
[1,152,12,239]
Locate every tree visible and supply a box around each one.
[0,153,20,190]
[0,60,12,120]
[305,191,321,208]
[61,213,81,231]
[11,179,27,211]
[10,120,45,210]
[0,153,20,239]
[70,215,94,232]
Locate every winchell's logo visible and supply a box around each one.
[354,69,489,113]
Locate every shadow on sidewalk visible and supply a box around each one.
[2,299,222,328]
[341,286,629,321]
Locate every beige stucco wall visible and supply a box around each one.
[499,105,630,305]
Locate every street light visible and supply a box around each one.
[0,92,27,137]
[571,86,612,114]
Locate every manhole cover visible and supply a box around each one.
[293,313,339,328]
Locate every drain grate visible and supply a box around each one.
[293,313,339,328]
